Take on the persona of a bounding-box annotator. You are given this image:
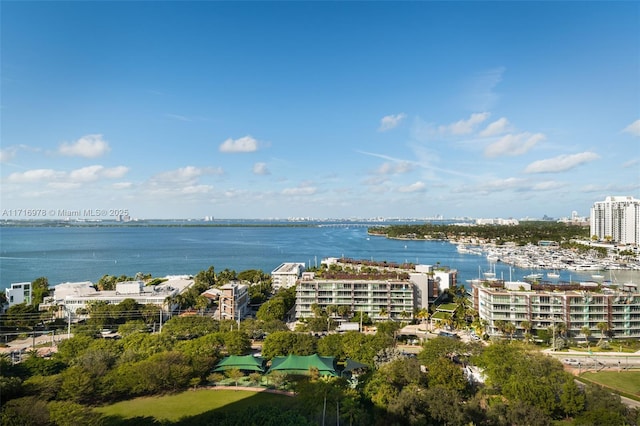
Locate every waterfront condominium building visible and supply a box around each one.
[295,273,415,321]
[294,258,458,322]
[590,196,640,245]
[472,279,640,340]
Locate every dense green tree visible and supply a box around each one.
[216,268,237,285]
[54,334,95,365]
[96,275,118,291]
[256,297,286,322]
[0,303,41,330]
[0,396,50,426]
[364,357,426,410]
[58,366,95,404]
[317,333,345,359]
[21,374,62,401]
[221,330,251,355]
[30,277,50,307]
[120,332,174,361]
[427,356,468,393]
[560,379,585,418]
[20,352,65,377]
[350,311,372,326]
[237,269,270,283]
[262,331,317,358]
[47,400,104,426]
[161,315,218,339]
[194,266,216,288]
[0,375,23,403]
[118,320,149,337]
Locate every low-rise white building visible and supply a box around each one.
[271,262,306,290]
[40,276,194,315]
[5,282,32,307]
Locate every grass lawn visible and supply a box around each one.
[95,389,293,422]
[580,371,640,396]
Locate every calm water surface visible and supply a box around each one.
[1,224,637,290]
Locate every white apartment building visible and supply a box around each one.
[472,280,640,339]
[590,196,640,245]
[5,282,32,307]
[271,262,306,290]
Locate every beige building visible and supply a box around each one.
[472,279,640,339]
[218,282,249,321]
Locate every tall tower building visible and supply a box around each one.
[590,196,640,245]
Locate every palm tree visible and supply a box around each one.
[416,308,429,326]
[337,305,351,320]
[520,320,532,343]
[596,322,610,345]
[581,326,592,348]
[310,303,323,318]
[379,307,389,320]
[504,322,517,341]
[494,319,507,337]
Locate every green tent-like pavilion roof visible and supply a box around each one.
[269,354,338,377]
[213,355,266,373]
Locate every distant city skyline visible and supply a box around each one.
[1,2,638,220]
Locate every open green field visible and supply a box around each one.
[580,371,640,397]
[94,389,294,422]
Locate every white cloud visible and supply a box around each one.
[153,166,223,183]
[445,112,490,135]
[281,186,317,196]
[101,166,129,179]
[0,147,17,163]
[484,132,545,157]
[181,185,213,194]
[5,165,129,185]
[252,162,271,175]
[524,152,600,173]
[219,136,259,153]
[69,165,105,182]
[112,182,133,189]
[622,158,639,169]
[375,161,414,175]
[479,117,510,137]
[59,134,110,158]
[378,113,406,132]
[7,169,64,183]
[398,181,426,193]
[531,181,566,191]
[463,67,505,111]
[482,177,527,191]
[622,119,640,136]
[47,182,82,190]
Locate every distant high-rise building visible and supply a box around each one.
[590,196,640,245]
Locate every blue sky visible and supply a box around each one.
[1,1,639,220]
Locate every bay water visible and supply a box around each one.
[1,223,637,291]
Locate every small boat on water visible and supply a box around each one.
[547,271,560,279]
[524,272,543,280]
[591,273,605,280]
